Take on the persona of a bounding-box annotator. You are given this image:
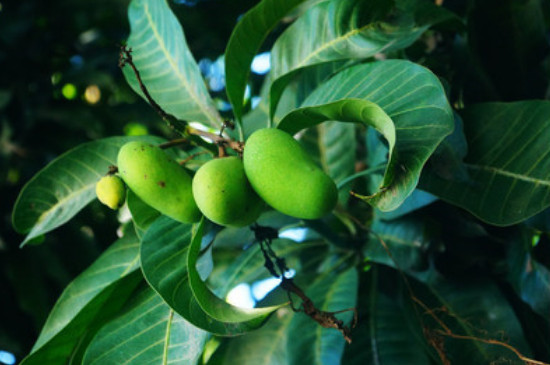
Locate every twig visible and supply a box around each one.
[251,224,357,344]
[186,126,244,155]
[178,151,210,166]
[280,277,357,344]
[370,232,548,365]
[158,138,190,150]
[120,45,245,155]
[434,330,549,365]
[119,45,185,133]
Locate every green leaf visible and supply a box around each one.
[207,310,293,365]
[367,216,429,271]
[224,0,306,122]
[507,233,550,322]
[12,136,164,246]
[342,267,434,364]
[376,189,437,220]
[421,101,550,225]
[187,219,281,324]
[278,99,396,190]
[83,286,207,365]
[21,234,142,365]
[297,115,358,205]
[140,216,279,335]
[283,60,453,211]
[124,0,221,130]
[416,271,533,363]
[127,189,160,238]
[287,268,358,365]
[299,121,356,185]
[347,265,532,364]
[269,0,456,118]
[209,238,326,296]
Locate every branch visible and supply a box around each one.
[119,45,186,133]
[252,224,357,344]
[280,277,357,344]
[371,232,548,365]
[186,126,244,155]
[120,45,244,156]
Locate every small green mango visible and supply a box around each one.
[192,156,263,227]
[117,141,201,223]
[243,128,337,219]
[95,175,126,209]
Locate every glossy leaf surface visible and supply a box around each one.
[124,0,222,130]
[269,0,456,117]
[83,286,207,365]
[21,234,142,365]
[224,0,306,122]
[140,217,280,335]
[279,60,454,211]
[287,268,358,365]
[187,219,281,323]
[343,267,433,365]
[421,101,550,225]
[12,136,163,245]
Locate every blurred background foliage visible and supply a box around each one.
[1,0,550,363]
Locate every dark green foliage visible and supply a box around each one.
[5,0,550,364]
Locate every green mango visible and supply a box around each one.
[243,128,337,219]
[117,141,201,223]
[95,175,126,210]
[192,156,263,227]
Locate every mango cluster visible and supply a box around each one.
[95,128,338,226]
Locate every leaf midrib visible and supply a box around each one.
[142,2,219,127]
[22,184,95,244]
[466,163,550,186]
[162,310,174,365]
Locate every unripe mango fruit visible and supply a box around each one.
[117,141,201,223]
[192,156,263,227]
[95,175,126,209]
[243,128,337,219]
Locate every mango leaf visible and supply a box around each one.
[415,270,532,363]
[83,286,207,365]
[421,101,550,225]
[342,267,434,364]
[187,219,282,324]
[209,238,326,296]
[299,121,356,187]
[298,117,357,205]
[224,0,306,122]
[366,216,429,272]
[21,234,142,365]
[140,216,279,335]
[279,99,396,189]
[376,189,437,220]
[126,189,160,238]
[346,265,532,364]
[280,60,454,211]
[124,0,221,130]
[364,122,438,220]
[287,267,358,365]
[207,310,293,365]
[507,233,550,322]
[12,136,164,246]
[269,0,457,118]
